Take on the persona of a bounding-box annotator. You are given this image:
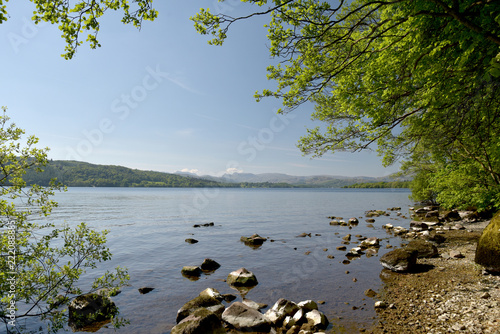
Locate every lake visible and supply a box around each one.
[28,187,414,333]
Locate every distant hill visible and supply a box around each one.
[22,160,409,188]
[23,160,229,188]
[176,171,405,188]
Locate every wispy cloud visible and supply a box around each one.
[175,128,195,137]
[193,113,262,131]
[165,72,205,96]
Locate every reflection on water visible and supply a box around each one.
[31,188,413,333]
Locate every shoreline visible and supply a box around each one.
[366,218,500,333]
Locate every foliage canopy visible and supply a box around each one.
[0,0,157,59]
[193,0,500,211]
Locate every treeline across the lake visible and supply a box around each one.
[343,181,411,189]
[23,160,301,188]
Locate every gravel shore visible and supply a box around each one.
[367,219,500,334]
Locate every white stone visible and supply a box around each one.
[305,309,328,329]
[297,300,318,311]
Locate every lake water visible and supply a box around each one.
[28,187,414,333]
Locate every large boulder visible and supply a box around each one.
[475,212,500,272]
[176,295,224,323]
[380,249,418,272]
[171,308,226,334]
[68,293,118,330]
[226,268,258,287]
[405,240,438,258]
[222,302,270,332]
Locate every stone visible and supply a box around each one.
[291,308,306,326]
[181,266,202,277]
[138,287,154,294]
[342,234,351,241]
[410,221,429,231]
[297,300,318,312]
[185,238,198,244]
[222,302,270,332]
[349,247,364,256]
[374,301,388,308]
[414,208,429,215]
[405,240,439,258]
[449,250,465,258]
[296,232,312,237]
[199,288,223,301]
[242,299,267,311]
[366,210,381,217]
[68,293,118,330]
[365,218,376,223]
[364,289,378,298]
[176,295,224,323]
[226,268,258,287]
[171,308,226,334]
[305,309,329,330]
[349,217,359,225]
[380,249,418,272]
[442,210,461,221]
[425,210,440,218]
[222,294,237,303]
[393,226,408,236]
[265,298,300,326]
[200,258,221,271]
[359,237,380,248]
[240,234,267,247]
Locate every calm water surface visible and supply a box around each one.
[34,188,414,333]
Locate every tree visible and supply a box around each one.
[192,0,500,211]
[0,0,157,59]
[0,108,129,333]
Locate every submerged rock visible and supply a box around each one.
[360,237,380,248]
[138,287,154,294]
[240,234,267,247]
[181,266,202,277]
[68,293,118,330]
[200,258,221,272]
[227,268,258,287]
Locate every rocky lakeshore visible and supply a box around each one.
[368,217,500,334]
[170,208,500,334]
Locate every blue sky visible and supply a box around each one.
[0,1,399,177]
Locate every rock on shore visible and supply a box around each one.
[171,286,329,333]
[475,211,500,272]
[369,218,500,334]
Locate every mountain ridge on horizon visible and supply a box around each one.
[174,169,405,187]
[24,159,407,188]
